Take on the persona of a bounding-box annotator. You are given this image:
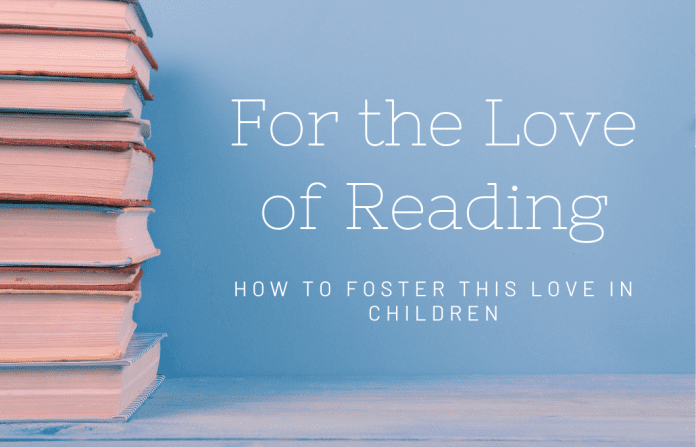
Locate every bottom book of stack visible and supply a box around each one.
[0,333,166,422]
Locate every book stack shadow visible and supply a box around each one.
[0,0,165,422]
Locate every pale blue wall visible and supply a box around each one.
[136,0,695,376]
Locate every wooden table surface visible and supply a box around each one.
[1,375,693,445]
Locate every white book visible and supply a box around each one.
[0,0,152,40]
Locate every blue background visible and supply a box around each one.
[136,0,695,376]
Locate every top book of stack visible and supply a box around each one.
[0,1,157,98]
[0,0,153,40]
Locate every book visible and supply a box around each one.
[0,139,154,206]
[0,114,150,145]
[0,28,157,89]
[0,286,141,362]
[0,0,153,40]
[0,0,164,424]
[0,75,147,118]
[0,263,144,291]
[0,203,159,266]
[0,333,165,421]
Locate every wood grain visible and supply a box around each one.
[0,375,692,445]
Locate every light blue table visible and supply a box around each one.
[1,375,693,445]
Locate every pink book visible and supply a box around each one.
[0,0,153,41]
[0,286,141,362]
[0,138,154,206]
[0,114,150,145]
[0,333,165,421]
[0,75,149,118]
[0,203,159,267]
[0,263,144,291]
[0,28,157,89]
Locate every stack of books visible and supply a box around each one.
[0,0,165,422]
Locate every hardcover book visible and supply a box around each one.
[0,263,144,291]
[0,203,159,266]
[0,0,153,40]
[0,139,154,206]
[0,113,150,144]
[0,286,141,362]
[0,28,157,89]
[0,75,148,118]
[0,333,165,421]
